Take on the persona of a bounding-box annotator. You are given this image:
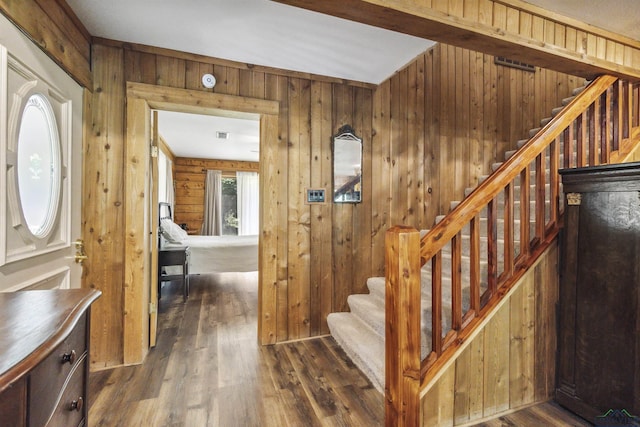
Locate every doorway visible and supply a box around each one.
[123,82,279,364]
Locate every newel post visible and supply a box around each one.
[385,226,421,427]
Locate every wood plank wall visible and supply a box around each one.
[173,158,259,233]
[420,242,559,426]
[371,43,579,274]
[0,0,91,88]
[85,40,375,367]
[84,37,577,368]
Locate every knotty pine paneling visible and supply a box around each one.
[85,37,577,367]
[83,44,126,369]
[371,42,580,255]
[0,0,91,88]
[421,243,559,426]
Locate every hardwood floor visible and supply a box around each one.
[469,401,593,427]
[89,272,592,427]
[88,272,383,426]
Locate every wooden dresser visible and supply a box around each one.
[557,162,640,422]
[0,289,101,427]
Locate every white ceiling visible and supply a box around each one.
[66,0,640,160]
[157,111,260,161]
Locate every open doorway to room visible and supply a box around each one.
[154,109,261,341]
[122,83,279,365]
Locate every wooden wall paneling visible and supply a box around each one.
[414,56,426,229]
[123,96,151,364]
[483,53,498,177]
[286,77,305,338]
[423,50,436,227]
[122,50,157,86]
[156,55,186,88]
[0,0,92,87]
[371,80,391,275]
[267,74,290,343]
[33,0,90,61]
[426,46,441,227]
[82,33,584,367]
[212,64,240,96]
[467,331,486,421]
[185,60,203,91]
[353,86,373,294]
[440,44,456,213]
[84,44,126,369]
[533,242,558,400]
[406,61,419,230]
[332,84,355,311]
[482,295,510,418]
[523,62,536,135]
[453,341,473,425]
[297,78,312,338]
[309,81,333,335]
[421,361,456,426]
[259,113,280,344]
[469,51,483,186]
[508,274,535,408]
[395,67,409,226]
[457,46,471,196]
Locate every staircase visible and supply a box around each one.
[327,82,591,393]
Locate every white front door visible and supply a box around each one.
[0,14,83,291]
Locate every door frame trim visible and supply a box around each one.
[124,82,279,364]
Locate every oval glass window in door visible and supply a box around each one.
[16,93,62,238]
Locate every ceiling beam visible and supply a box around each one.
[272,0,640,81]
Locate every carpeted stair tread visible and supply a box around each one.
[347,294,386,337]
[327,312,385,392]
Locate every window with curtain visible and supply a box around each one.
[237,171,259,235]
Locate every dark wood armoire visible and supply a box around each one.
[557,162,640,423]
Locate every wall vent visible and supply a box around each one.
[494,57,536,72]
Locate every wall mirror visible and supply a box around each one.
[333,125,362,203]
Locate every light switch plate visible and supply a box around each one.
[306,188,326,204]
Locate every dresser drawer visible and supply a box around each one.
[45,357,86,427]
[28,313,87,426]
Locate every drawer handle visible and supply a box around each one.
[69,397,84,412]
[61,350,77,365]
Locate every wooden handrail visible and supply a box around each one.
[385,74,640,427]
[419,75,617,263]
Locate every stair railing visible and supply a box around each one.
[385,75,640,427]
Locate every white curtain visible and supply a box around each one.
[158,151,175,207]
[165,157,175,207]
[201,170,222,235]
[237,171,259,235]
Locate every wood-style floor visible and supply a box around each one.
[469,401,593,426]
[88,272,592,427]
[88,272,383,426]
